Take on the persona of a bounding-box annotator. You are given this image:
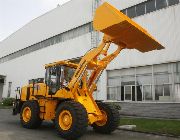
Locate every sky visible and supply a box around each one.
[0,0,71,42]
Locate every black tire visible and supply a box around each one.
[55,101,88,140]
[51,119,56,127]
[20,100,42,129]
[92,102,120,134]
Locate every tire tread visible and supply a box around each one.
[55,101,88,140]
[92,102,120,134]
[20,100,42,129]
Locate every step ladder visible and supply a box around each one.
[39,104,46,119]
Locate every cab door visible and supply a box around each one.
[45,66,61,95]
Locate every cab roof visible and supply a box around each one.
[45,57,81,68]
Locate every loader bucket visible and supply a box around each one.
[93,2,164,52]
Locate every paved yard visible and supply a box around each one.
[0,109,179,140]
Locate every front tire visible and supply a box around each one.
[20,101,42,129]
[92,102,120,134]
[55,101,88,140]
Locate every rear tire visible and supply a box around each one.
[20,101,42,129]
[92,102,120,134]
[55,101,88,140]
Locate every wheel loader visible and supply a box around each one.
[12,2,164,140]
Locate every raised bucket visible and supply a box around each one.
[93,2,164,52]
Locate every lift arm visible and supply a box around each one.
[67,2,164,95]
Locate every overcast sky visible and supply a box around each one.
[0,0,71,42]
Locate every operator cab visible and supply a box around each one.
[45,65,75,94]
[45,58,80,95]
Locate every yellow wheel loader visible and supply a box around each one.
[13,2,164,140]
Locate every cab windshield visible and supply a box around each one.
[45,65,76,94]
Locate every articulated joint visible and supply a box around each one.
[103,34,112,43]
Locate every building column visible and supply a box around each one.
[152,65,155,101]
[0,76,5,101]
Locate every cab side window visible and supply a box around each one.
[45,66,61,95]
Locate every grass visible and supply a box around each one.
[120,117,180,136]
[0,102,3,107]
[0,102,13,109]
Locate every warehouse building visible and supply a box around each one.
[0,0,180,118]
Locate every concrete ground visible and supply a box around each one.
[0,109,179,140]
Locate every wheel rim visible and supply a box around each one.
[59,110,72,130]
[95,110,107,126]
[22,107,31,122]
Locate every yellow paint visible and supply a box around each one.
[45,60,78,68]
[93,2,164,52]
[22,107,31,122]
[95,110,107,126]
[19,2,164,126]
[38,99,58,120]
[59,110,72,130]
[21,86,27,101]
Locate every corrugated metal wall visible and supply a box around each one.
[0,0,92,58]
[0,0,180,100]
